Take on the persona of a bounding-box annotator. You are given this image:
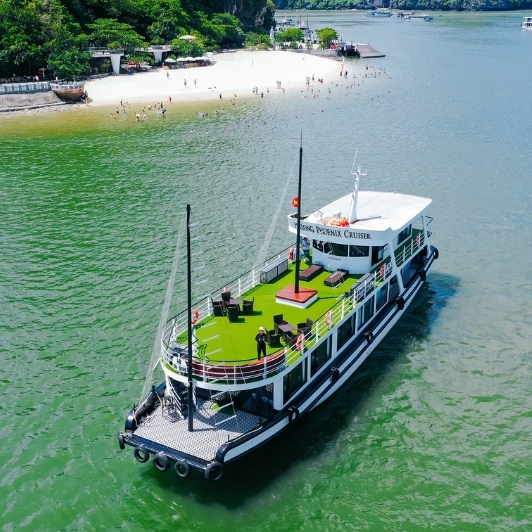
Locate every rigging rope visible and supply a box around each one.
[253,154,299,268]
[140,214,187,402]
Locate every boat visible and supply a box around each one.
[400,12,433,21]
[50,81,85,101]
[117,149,439,481]
[366,9,393,17]
[522,16,532,30]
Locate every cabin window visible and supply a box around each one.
[357,295,375,329]
[376,284,388,310]
[349,245,369,257]
[283,361,307,402]
[313,240,323,252]
[337,315,355,350]
[397,225,412,245]
[371,246,384,265]
[311,337,331,376]
[331,243,349,257]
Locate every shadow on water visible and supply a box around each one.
[144,271,459,503]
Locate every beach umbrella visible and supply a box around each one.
[183,57,194,61]
[179,35,196,40]
[164,57,177,63]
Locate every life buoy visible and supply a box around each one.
[117,431,125,450]
[364,331,374,343]
[433,247,439,260]
[325,310,332,327]
[133,445,149,463]
[288,405,300,423]
[191,309,199,325]
[396,296,405,310]
[288,247,295,261]
[205,461,224,482]
[379,263,385,279]
[295,334,304,351]
[415,233,421,246]
[174,459,191,479]
[419,270,427,282]
[153,452,170,472]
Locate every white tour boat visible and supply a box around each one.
[366,9,393,17]
[117,152,439,481]
[400,12,433,21]
[522,16,532,30]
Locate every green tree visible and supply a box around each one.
[275,27,303,43]
[170,34,206,56]
[87,18,145,54]
[316,27,338,47]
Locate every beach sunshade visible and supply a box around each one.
[164,57,176,63]
[179,35,196,40]
[183,57,194,61]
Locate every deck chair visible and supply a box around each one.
[266,329,281,348]
[273,314,287,335]
[226,305,239,322]
[213,300,225,316]
[242,297,254,315]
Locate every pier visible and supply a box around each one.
[333,41,385,58]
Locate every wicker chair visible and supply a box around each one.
[213,300,225,316]
[226,305,239,322]
[266,329,281,348]
[242,297,254,315]
[297,318,314,336]
[273,314,287,335]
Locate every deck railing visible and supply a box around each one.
[395,231,425,268]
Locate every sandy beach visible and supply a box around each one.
[85,51,346,106]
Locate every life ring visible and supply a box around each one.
[288,247,295,261]
[205,461,224,482]
[288,405,300,423]
[133,445,149,463]
[419,270,427,282]
[191,309,199,325]
[153,452,170,472]
[295,334,304,351]
[325,310,332,327]
[433,247,439,260]
[396,296,405,310]
[379,264,385,279]
[174,459,191,479]
[117,432,125,450]
[364,331,374,343]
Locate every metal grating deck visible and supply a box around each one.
[133,399,263,461]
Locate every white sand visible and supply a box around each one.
[85,51,345,106]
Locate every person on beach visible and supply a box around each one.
[255,327,267,359]
[169,96,172,103]
[184,79,187,87]
[194,79,196,87]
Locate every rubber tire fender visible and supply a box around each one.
[396,296,405,311]
[174,459,191,479]
[205,461,224,482]
[433,247,439,260]
[133,445,150,463]
[153,452,170,472]
[364,331,374,343]
[287,405,300,424]
[419,269,427,282]
[117,432,125,450]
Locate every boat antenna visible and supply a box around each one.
[348,149,367,223]
[294,133,303,294]
[186,204,194,432]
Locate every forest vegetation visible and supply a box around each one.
[0,0,276,78]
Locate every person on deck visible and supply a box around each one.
[255,327,267,359]
[302,237,311,263]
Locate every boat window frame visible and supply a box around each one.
[349,245,369,257]
[371,246,385,265]
[376,283,388,310]
[311,336,331,376]
[397,224,412,245]
[337,314,355,351]
[283,360,307,403]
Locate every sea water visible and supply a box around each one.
[1,11,531,530]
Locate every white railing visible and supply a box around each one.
[395,232,425,268]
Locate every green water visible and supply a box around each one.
[1,11,531,531]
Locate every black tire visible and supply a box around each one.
[153,452,170,472]
[331,367,340,384]
[364,331,374,343]
[174,460,191,479]
[419,269,427,282]
[288,405,300,424]
[117,432,125,450]
[433,248,439,260]
[205,461,224,482]
[133,445,149,463]
[396,296,405,311]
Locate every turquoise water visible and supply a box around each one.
[1,11,531,531]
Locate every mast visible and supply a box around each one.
[294,138,303,294]
[186,204,194,432]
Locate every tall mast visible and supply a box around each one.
[294,138,303,294]
[186,204,194,432]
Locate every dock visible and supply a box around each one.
[332,41,385,58]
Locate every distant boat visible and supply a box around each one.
[366,9,393,17]
[401,12,433,21]
[50,82,85,101]
[522,16,532,30]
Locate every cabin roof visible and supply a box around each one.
[305,191,432,232]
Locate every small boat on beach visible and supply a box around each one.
[117,150,439,481]
[50,81,85,101]
[522,16,532,30]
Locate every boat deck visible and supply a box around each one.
[134,398,264,461]
[182,262,363,364]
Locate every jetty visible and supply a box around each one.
[333,41,385,58]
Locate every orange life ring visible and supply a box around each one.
[191,309,199,325]
[325,310,332,327]
[288,247,295,261]
[295,334,304,351]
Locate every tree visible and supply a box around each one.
[316,27,338,47]
[171,34,206,57]
[275,28,304,43]
[87,18,145,54]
